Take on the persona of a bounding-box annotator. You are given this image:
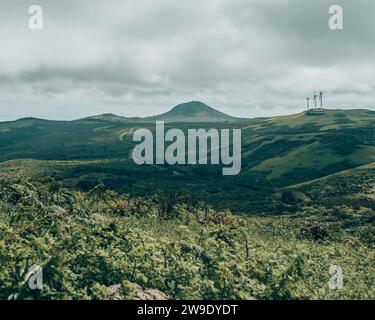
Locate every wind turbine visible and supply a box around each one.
[306,97,310,110]
[313,92,318,109]
[319,90,324,109]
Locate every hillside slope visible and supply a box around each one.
[0,106,374,213]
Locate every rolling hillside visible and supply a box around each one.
[0,104,374,213]
[1,103,374,300]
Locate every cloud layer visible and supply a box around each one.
[0,0,374,120]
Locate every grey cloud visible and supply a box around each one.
[0,0,374,120]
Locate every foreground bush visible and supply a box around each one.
[0,181,374,300]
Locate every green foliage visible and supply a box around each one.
[0,180,374,300]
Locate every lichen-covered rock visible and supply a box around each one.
[90,213,108,222]
[48,205,67,217]
[135,289,168,300]
[107,284,123,300]
[106,282,168,300]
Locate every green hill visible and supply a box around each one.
[1,104,374,300]
[149,101,241,122]
[0,104,374,213]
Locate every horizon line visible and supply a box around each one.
[0,103,374,123]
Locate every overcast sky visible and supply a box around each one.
[0,0,374,120]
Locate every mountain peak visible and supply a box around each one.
[153,101,239,123]
[171,101,213,113]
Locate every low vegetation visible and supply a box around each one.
[0,179,373,300]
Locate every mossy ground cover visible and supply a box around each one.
[0,180,373,300]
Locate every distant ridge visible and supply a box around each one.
[80,101,244,123]
[2,101,374,124]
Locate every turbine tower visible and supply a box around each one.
[319,90,324,109]
[313,92,318,109]
[306,97,310,110]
